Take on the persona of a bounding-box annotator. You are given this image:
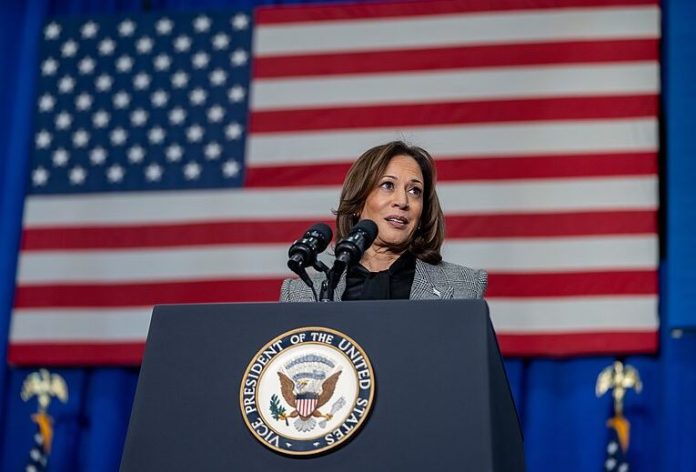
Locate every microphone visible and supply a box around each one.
[321,219,378,301]
[334,219,378,267]
[287,223,333,277]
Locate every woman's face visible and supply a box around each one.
[359,154,424,250]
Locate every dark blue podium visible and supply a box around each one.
[120,300,524,471]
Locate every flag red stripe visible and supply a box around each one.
[254,39,658,78]
[497,331,658,356]
[8,342,145,366]
[250,95,658,133]
[487,270,657,297]
[20,210,654,251]
[446,210,656,239]
[14,270,656,308]
[246,152,657,187]
[257,0,658,24]
[7,330,658,365]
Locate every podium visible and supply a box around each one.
[121,300,524,471]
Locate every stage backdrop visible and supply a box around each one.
[8,0,659,365]
[3,1,696,471]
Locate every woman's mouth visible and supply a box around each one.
[385,216,409,229]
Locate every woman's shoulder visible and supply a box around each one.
[279,273,324,302]
[417,259,488,298]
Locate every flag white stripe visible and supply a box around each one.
[10,308,153,342]
[10,296,658,342]
[17,235,657,283]
[255,7,659,56]
[251,63,658,110]
[489,296,658,332]
[246,119,657,165]
[22,176,657,226]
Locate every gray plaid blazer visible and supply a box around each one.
[279,259,487,302]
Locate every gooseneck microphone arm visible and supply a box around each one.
[320,219,378,302]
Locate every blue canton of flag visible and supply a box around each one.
[31,11,251,194]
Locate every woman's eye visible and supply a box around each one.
[380,181,394,190]
[409,187,423,196]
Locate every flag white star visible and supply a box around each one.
[32,166,49,186]
[89,147,107,165]
[165,144,183,162]
[145,163,163,181]
[174,35,191,52]
[225,122,243,140]
[168,107,186,125]
[207,105,225,123]
[98,38,116,55]
[92,110,110,128]
[183,161,201,180]
[110,127,128,146]
[75,92,93,111]
[41,58,58,76]
[130,108,148,126]
[95,74,113,92]
[204,142,221,160]
[193,15,211,32]
[228,84,246,103]
[127,145,145,163]
[133,72,151,90]
[38,94,55,112]
[107,164,125,183]
[148,126,166,144]
[78,56,95,74]
[189,88,207,105]
[171,70,189,88]
[35,130,52,149]
[81,21,98,38]
[231,13,249,30]
[186,124,204,142]
[212,33,230,50]
[44,22,61,40]
[52,148,69,166]
[151,89,168,107]
[118,19,136,37]
[55,111,72,130]
[69,165,87,185]
[113,91,131,109]
[209,68,226,86]
[156,17,173,35]
[230,48,248,67]
[58,75,75,93]
[153,53,171,71]
[192,51,210,69]
[222,159,241,177]
[72,129,90,148]
[61,40,78,57]
[116,55,134,73]
[136,36,154,54]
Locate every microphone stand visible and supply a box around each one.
[319,255,348,302]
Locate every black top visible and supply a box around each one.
[342,252,416,300]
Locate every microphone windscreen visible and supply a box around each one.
[354,219,378,246]
[309,223,333,251]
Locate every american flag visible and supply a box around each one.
[9,0,660,365]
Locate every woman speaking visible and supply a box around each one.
[280,141,487,302]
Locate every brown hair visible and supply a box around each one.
[334,141,444,264]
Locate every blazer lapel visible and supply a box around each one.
[410,259,453,300]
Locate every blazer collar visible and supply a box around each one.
[333,258,451,301]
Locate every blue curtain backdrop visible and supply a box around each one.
[1,0,695,470]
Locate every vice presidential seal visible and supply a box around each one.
[240,327,374,455]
